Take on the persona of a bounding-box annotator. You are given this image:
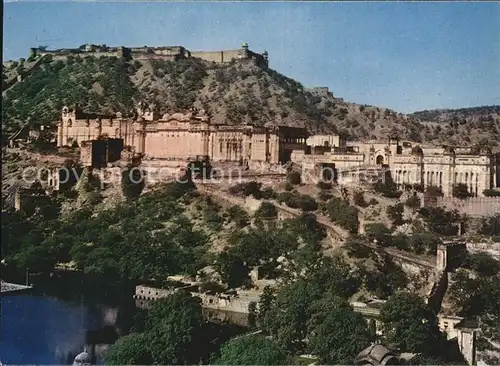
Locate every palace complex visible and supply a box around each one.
[57,105,307,165]
[56,105,500,197]
[294,136,499,197]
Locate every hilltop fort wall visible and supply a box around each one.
[30,42,269,68]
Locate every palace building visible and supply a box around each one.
[56,104,499,197]
[56,105,307,165]
[292,137,500,197]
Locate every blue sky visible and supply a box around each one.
[3,2,499,112]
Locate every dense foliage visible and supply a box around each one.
[216,335,289,365]
[322,197,358,233]
[106,291,242,365]
[380,292,445,355]
[2,181,207,282]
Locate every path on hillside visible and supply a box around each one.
[195,182,435,270]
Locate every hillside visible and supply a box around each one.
[410,106,500,148]
[2,53,499,147]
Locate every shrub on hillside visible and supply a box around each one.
[408,231,441,254]
[353,191,369,207]
[418,207,462,236]
[464,251,500,277]
[392,233,409,251]
[405,195,421,210]
[287,171,302,185]
[226,205,250,228]
[479,215,500,237]
[255,201,278,219]
[121,167,145,200]
[290,194,318,212]
[483,189,500,197]
[261,187,277,200]
[318,190,333,202]
[373,171,402,199]
[346,236,373,258]
[229,181,262,198]
[276,192,293,205]
[324,197,359,233]
[316,181,332,190]
[412,183,424,193]
[387,203,405,226]
[277,192,318,212]
[452,183,472,200]
[364,223,392,247]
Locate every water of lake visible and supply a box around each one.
[1,275,135,365]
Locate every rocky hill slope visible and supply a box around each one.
[410,106,500,148]
[2,54,499,147]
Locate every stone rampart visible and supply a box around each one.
[32,44,268,67]
[434,197,500,217]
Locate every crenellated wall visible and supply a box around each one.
[32,43,268,67]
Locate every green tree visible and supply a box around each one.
[373,171,402,198]
[287,171,302,185]
[105,333,152,365]
[121,166,145,200]
[285,213,326,247]
[483,189,500,197]
[408,231,441,255]
[215,251,250,288]
[226,205,250,228]
[426,185,444,197]
[364,223,392,247]
[387,203,405,226]
[324,197,359,233]
[380,291,442,354]
[449,269,500,318]
[261,279,318,352]
[465,251,500,277]
[405,195,421,210]
[216,335,289,365]
[257,285,276,325]
[307,309,372,364]
[479,214,500,237]
[419,207,463,236]
[145,291,205,364]
[346,235,373,258]
[353,191,369,207]
[229,181,262,198]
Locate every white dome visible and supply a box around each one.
[73,350,91,365]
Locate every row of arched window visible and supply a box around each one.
[394,169,481,196]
